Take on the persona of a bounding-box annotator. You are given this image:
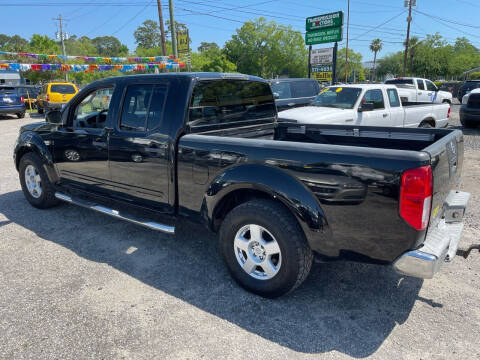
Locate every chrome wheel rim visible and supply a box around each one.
[234,224,282,280]
[24,165,42,199]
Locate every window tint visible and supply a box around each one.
[146,85,167,130]
[387,89,400,107]
[188,80,276,127]
[121,85,153,131]
[417,79,425,90]
[270,82,292,99]
[50,84,76,94]
[73,86,114,129]
[426,80,437,92]
[291,80,318,98]
[362,89,384,109]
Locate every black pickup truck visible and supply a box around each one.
[14,73,476,298]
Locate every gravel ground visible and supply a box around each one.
[1,106,479,359]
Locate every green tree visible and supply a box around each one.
[191,48,236,72]
[336,47,364,82]
[134,20,161,49]
[65,36,99,56]
[91,36,128,57]
[29,34,60,54]
[224,18,307,78]
[198,42,219,53]
[376,52,403,78]
[369,38,382,81]
[0,34,29,52]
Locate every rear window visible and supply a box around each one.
[463,81,480,90]
[385,79,415,89]
[188,80,276,127]
[0,87,16,93]
[50,84,76,94]
[291,80,318,98]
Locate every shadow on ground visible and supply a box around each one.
[0,190,437,357]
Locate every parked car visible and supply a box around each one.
[438,81,461,99]
[36,81,78,114]
[0,86,25,118]
[457,80,480,102]
[385,77,452,104]
[269,78,320,111]
[15,85,41,109]
[14,73,475,298]
[460,88,480,127]
[278,84,450,128]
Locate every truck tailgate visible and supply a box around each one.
[423,129,464,228]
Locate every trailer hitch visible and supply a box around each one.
[456,245,480,259]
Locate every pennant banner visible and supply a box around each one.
[0,50,181,64]
[0,62,185,72]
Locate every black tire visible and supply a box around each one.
[19,152,59,209]
[37,107,44,114]
[460,118,472,128]
[17,112,25,119]
[219,199,313,298]
[419,122,433,128]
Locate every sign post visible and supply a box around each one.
[305,11,343,85]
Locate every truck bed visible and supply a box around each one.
[178,122,463,262]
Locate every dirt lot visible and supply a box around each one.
[1,106,479,359]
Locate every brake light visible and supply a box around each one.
[447,107,451,118]
[400,166,433,231]
[20,96,24,103]
[46,94,50,102]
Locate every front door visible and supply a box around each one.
[358,89,392,126]
[108,83,171,213]
[52,85,115,192]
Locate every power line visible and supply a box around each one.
[351,10,406,41]
[111,0,153,35]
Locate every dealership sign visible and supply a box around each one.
[310,48,334,65]
[306,11,343,32]
[305,27,342,45]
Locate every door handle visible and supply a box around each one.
[287,103,295,107]
[345,119,353,122]
[418,92,422,95]
[92,140,107,148]
[383,113,388,118]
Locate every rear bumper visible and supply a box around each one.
[0,105,25,115]
[460,105,480,122]
[393,190,470,279]
[45,101,64,110]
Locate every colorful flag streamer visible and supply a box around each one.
[0,50,182,64]
[0,62,185,72]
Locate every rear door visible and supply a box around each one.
[358,89,392,126]
[49,83,78,103]
[386,88,404,126]
[107,81,171,213]
[416,79,430,102]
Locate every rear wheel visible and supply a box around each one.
[419,121,433,128]
[37,106,44,114]
[461,118,473,128]
[19,152,59,209]
[17,112,25,119]
[219,199,313,298]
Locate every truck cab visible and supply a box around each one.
[385,77,452,104]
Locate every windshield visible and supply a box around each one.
[50,84,76,94]
[385,79,415,89]
[311,87,362,109]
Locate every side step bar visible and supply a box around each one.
[54,192,175,235]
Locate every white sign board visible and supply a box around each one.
[310,48,334,65]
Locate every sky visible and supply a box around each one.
[1,0,480,62]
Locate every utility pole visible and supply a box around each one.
[156,0,167,56]
[168,0,178,58]
[403,0,415,76]
[53,14,68,81]
[345,0,350,83]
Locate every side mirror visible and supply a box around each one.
[359,102,375,112]
[273,92,280,99]
[45,110,62,124]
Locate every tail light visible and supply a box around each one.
[46,94,50,102]
[447,107,450,118]
[400,165,433,231]
[20,96,24,103]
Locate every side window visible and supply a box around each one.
[362,89,385,109]
[387,89,401,107]
[417,79,425,90]
[426,80,437,92]
[188,80,276,127]
[73,86,114,129]
[120,85,153,131]
[119,84,167,131]
[270,82,292,99]
[291,80,318,98]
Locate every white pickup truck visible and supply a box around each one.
[385,77,453,104]
[278,84,450,128]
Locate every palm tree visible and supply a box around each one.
[369,39,383,82]
[403,36,420,76]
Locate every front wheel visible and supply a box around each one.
[219,199,313,298]
[19,152,59,209]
